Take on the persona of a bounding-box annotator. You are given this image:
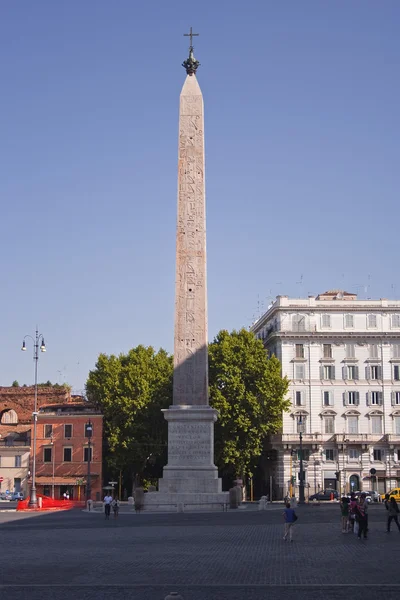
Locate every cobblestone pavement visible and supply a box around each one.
[0,505,399,600]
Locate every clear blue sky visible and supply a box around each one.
[0,0,398,391]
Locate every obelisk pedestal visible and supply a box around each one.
[144,34,227,511]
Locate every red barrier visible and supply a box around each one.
[17,495,85,511]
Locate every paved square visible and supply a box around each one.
[0,504,398,600]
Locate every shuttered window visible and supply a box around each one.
[347,417,358,434]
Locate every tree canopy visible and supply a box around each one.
[86,345,173,487]
[86,331,289,489]
[209,328,290,478]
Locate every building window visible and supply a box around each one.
[63,447,72,462]
[366,365,382,380]
[373,449,383,461]
[323,390,333,406]
[14,455,21,467]
[43,447,52,463]
[321,314,331,328]
[369,391,382,406]
[370,365,381,380]
[295,391,304,406]
[325,449,334,461]
[324,417,335,434]
[347,365,359,380]
[346,344,356,359]
[348,448,360,460]
[394,417,400,435]
[44,425,53,439]
[368,314,377,328]
[393,345,400,359]
[394,365,400,381]
[64,424,72,438]
[392,392,400,406]
[0,456,2,467]
[323,344,332,359]
[295,344,304,359]
[371,416,382,435]
[392,314,400,329]
[297,449,310,461]
[369,344,379,359]
[347,416,359,434]
[0,409,18,424]
[346,391,360,406]
[14,478,21,492]
[84,447,93,462]
[345,314,354,328]
[292,314,306,332]
[295,364,305,379]
[322,365,335,380]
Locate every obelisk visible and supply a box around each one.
[147,30,227,508]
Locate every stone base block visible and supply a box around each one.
[144,491,229,512]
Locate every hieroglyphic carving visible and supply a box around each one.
[173,75,208,406]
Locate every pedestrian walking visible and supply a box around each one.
[349,493,357,532]
[104,493,113,520]
[112,497,120,518]
[283,502,298,542]
[354,501,368,540]
[360,493,369,534]
[340,496,349,533]
[386,496,400,533]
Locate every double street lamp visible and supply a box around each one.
[297,415,306,505]
[22,328,46,508]
[85,420,93,502]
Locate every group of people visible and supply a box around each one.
[283,492,400,542]
[103,494,120,519]
[340,492,400,539]
[340,492,369,538]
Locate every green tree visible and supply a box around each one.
[209,328,290,479]
[86,345,173,491]
[11,380,19,387]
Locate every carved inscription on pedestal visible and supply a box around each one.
[173,75,209,406]
[168,422,212,465]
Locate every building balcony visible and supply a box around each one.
[275,433,329,447]
[335,434,383,444]
[0,439,30,447]
[386,434,400,446]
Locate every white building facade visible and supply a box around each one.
[251,291,400,499]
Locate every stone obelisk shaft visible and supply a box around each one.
[173,74,208,406]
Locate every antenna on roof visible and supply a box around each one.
[296,274,304,297]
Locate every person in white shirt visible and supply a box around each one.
[103,494,113,520]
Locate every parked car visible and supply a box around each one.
[381,488,400,502]
[347,491,372,503]
[309,490,339,501]
[11,492,24,501]
[364,490,381,502]
[0,492,13,501]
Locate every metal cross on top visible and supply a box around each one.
[184,27,199,49]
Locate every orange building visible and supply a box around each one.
[0,386,72,497]
[35,402,103,501]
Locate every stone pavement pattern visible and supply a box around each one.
[0,505,399,600]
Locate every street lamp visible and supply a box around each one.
[50,434,55,500]
[85,420,93,502]
[297,415,306,505]
[21,328,46,508]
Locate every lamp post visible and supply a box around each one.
[21,328,46,508]
[50,434,55,499]
[297,416,306,505]
[85,420,93,502]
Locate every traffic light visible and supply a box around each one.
[291,476,295,485]
[335,471,340,481]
